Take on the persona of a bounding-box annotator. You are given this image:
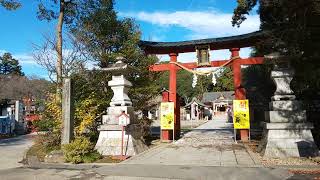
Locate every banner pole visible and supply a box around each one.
[160,127,162,143]
[121,125,124,159]
[173,127,175,143]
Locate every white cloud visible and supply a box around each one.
[158,47,253,63]
[14,54,40,66]
[121,10,258,63]
[121,11,260,39]
[0,50,40,66]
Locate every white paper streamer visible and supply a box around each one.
[212,72,217,86]
[192,74,197,88]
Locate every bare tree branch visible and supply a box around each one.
[32,32,89,83]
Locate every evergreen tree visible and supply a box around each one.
[233,0,320,56]
[232,0,320,99]
[0,52,24,76]
[212,67,234,92]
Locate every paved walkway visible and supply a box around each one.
[151,119,207,136]
[124,115,260,167]
[0,164,293,180]
[0,134,34,170]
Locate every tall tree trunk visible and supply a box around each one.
[56,0,65,92]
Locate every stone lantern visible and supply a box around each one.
[94,57,148,156]
[262,52,319,158]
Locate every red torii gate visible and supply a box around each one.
[140,31,265,141]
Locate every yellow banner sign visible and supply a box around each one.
[160,102,174,130]
[233,100,250,129]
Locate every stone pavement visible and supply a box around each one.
[95,164,291,180]
[0,164,292,180]
[0,134,34,170]
[124,115,260,167]
[151,119,207,136]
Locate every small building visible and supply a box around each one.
[202,91,234,116]
[0,99,24,134]
[184,97,210,121]
[145,95,162,120]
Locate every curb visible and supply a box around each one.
[267,165,320,170]
[26,158,118,170]
[19,134,36,165]
[26,162,113,170]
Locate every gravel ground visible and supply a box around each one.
[244,141,320,167]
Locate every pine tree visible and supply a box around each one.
[0,52,24,76]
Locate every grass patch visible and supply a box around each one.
[26,132,61,162]
[94,156,123,163]
[26,143,59,162]
[82,151,102,163]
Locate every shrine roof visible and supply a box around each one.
[139,31,264,54]
[202,91,235,103]
[185,97,208,108]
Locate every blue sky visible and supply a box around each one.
[0,0,260,79]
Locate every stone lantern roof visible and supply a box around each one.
[100,57,136,75]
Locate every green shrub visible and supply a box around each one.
[33,119,58,132]
[62,136,100,164]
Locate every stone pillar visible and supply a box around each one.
[263,54,319,158]
[14,101,19,132]
[14,101,25,134]
[61,78,74,145]
[14,101,20,123]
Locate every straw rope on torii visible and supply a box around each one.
[169,55,241,87]
[169,55,240,76]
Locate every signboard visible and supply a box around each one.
[233,100,250,129]
[118,114,130,126]
[160,102,174,130]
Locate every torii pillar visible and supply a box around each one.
[230,48,249,141]
[161,53,180,141]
